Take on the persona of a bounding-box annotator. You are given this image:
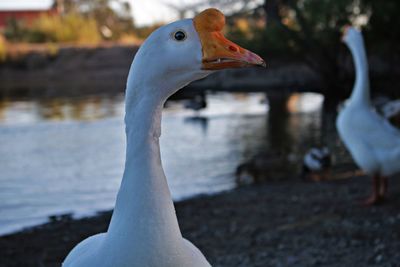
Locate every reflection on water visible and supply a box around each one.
[0,95,125,124]
[0,92,342,235]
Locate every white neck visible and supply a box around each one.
[106,72,182,250]
[347,36,370,106]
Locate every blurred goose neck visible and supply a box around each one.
[347,35,370,105]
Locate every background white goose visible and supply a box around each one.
[62,8,265,267]
[336,26,400,205]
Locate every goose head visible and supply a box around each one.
[127,8,265,101]
[342,26,364,50]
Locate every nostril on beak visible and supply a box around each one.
[228,45,238,52]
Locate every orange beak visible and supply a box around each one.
[193,8,266,70]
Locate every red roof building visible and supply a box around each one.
[0,1,59,29]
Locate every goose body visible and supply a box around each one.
[62,9,265,267]
[336,27,400,204]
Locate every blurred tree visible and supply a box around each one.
[4,18,30,42]
[4,0,135,43]
[362,0,400,52]
[175,0,357,96]
[193,0,399,98]
[262,0,363,98]
[4,13,101,44]
[163,0,266,52]
[362,0,400,99]
[263,0,400,99]
[164,0,261,18]
[0,34,6,62]
[60,0,135,40]
[34,13,101,43]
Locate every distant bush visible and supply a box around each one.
[5,13,101,44]
[46,43,59,57]
[32,13,101,44]
[0,35,6,61]
[4,18,29,42]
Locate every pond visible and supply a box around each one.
[0,91,344,235]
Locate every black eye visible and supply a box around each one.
[174,31,186,41]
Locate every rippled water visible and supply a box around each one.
[0,92,331,235]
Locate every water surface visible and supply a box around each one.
[0,92,331,235]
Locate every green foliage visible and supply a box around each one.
[46,43,60,57]
[0,35,6,62]
[256,23,300,57]
[63,0,135,40]
[4,0,135,43]
[240,0,400,96]
[224,0,400,60]
[362,0,400,52]
[4,18,31,42]
[33,13,101,43]
[264,0,400,55]
[264,0,358,55]
[227,26,266,57]
[260,0,400,91]
[4,13,101,44]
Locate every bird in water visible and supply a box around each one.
[62,8,265,267]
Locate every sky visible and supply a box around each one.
[129,0,183,26]
[0,0,186,26]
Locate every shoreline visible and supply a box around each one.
[1,175,399,267]
[1,44,400,100]
[0,187,233,238]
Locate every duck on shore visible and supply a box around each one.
[336,26,400,205]
[301,147,332,181]
[235,151,291,185]
[62,8,265,267]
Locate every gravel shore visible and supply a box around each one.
[1,175,399,267]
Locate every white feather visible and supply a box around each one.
[336,27,400,177]
[63,18,211,267]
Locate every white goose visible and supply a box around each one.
[62,8,265,267]
[336,26,400,205]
